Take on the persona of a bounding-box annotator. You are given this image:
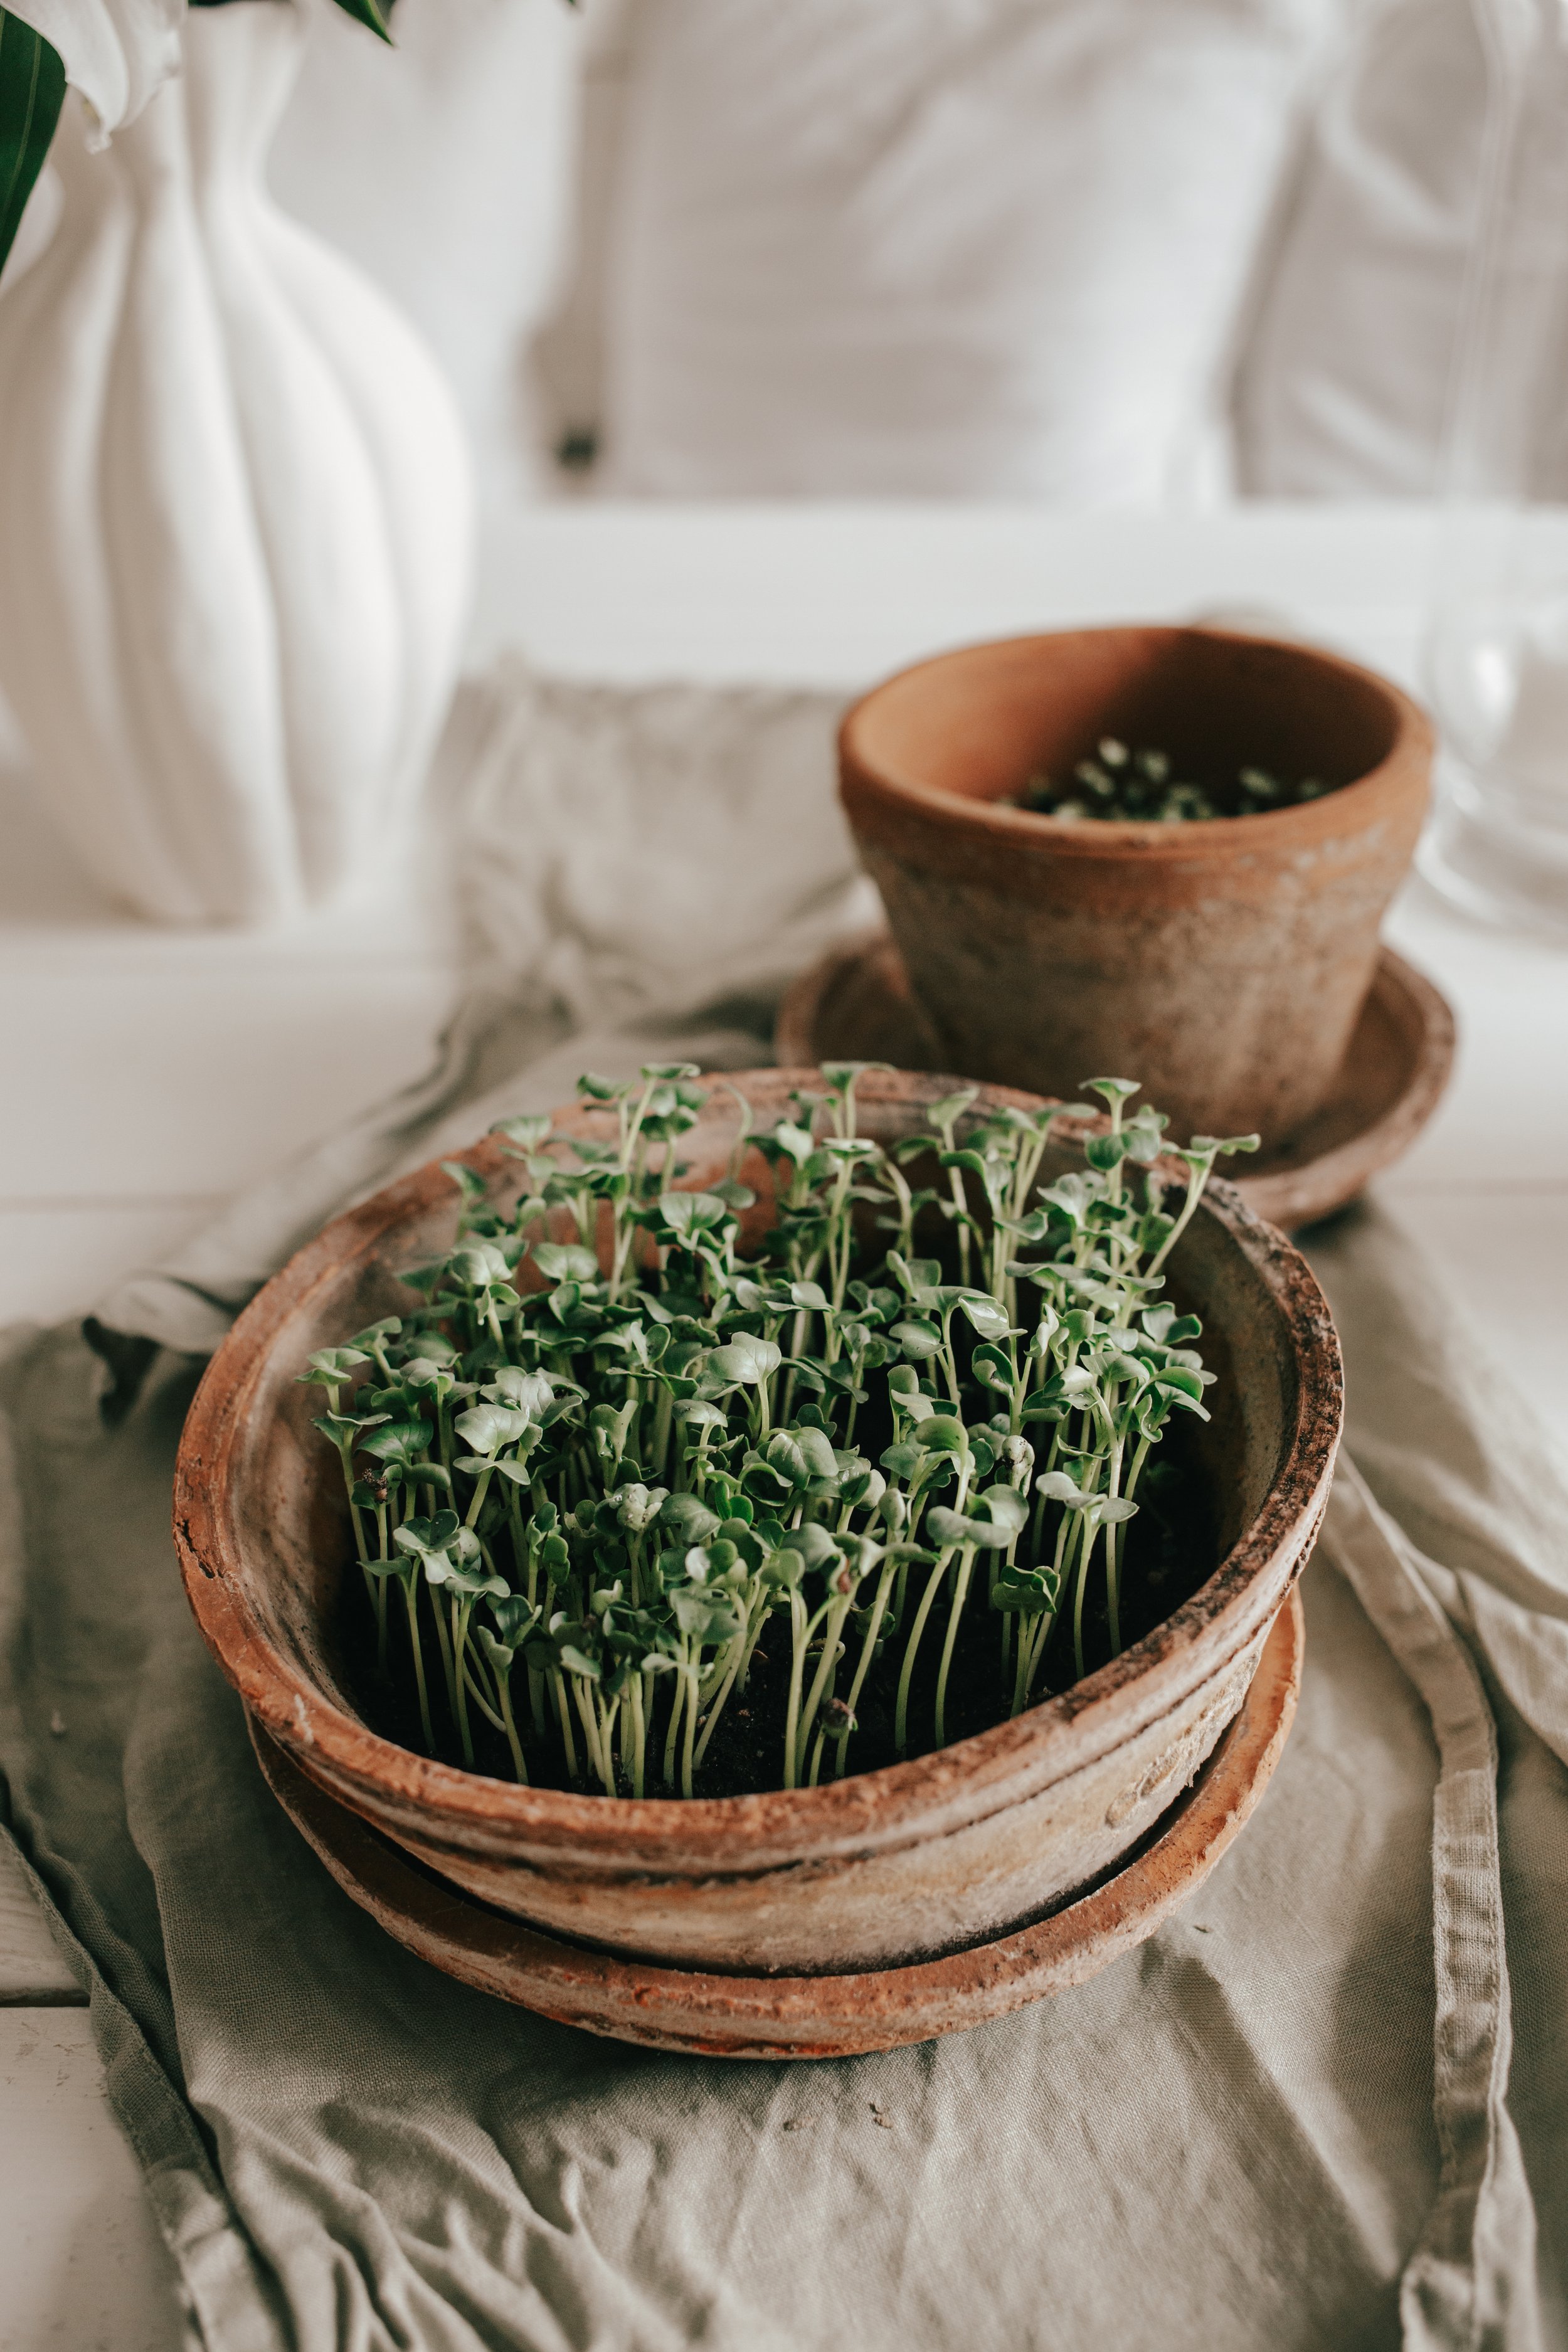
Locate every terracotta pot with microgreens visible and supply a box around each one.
[839,626,1434,1150]
[174,1064,1340,1982]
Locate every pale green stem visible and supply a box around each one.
[573,1680,605,1791]
[428,1583,457,1724]
[664,1649,687,1788]
[946,1161,972,1289]
[933,1547,976,1749]
[452,1597,475,1767]
[834,1557,896,1779]
[795,1594,851,1781]
[403,1581,434,1752]
[681,1666,699,1798]
[460,1646,506,1732]
[552,1670,579,1780]
[1147,1158,1214,1279]
[896,1551,953,1754]
[496,1672,528,1784]
[1071,1512,1099,1682]
[650,1386,674,1483]
[628,1673,646,1799]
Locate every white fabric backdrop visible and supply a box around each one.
[269,0,586,514]
[1237,0,1483,496]
[2,0,1547,534]
[595,0,1352,501]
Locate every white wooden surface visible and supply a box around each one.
[0,2010,183,2351]
[1,502,1564,2351]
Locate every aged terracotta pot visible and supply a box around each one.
[774,930,1456,1234]
[173,1069,1342,1979]
[838,627,1434,1148]
[245,1592,1303,2057]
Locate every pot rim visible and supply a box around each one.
[174,1069,1343,1852]
[837,623,1434,859]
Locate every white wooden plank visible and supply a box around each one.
[1383,1187,1568,1463]
[0,1845,79,2005]
[0,2009,183,2352]
[0,967,456,1203]
[0,757,456,972]
[1383,884,1568,1189]
[472,499,1441,684]
[0,751,122,928]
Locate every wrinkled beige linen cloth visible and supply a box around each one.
[91,665,880,1363]
[3,665,1564,2352]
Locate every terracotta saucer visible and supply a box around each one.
[775,933,1453,1232]
[249,1591,1302,2061]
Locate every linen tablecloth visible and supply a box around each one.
[3,666,1564,2352]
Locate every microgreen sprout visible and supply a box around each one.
[300,1066,1254,1796]
[1005,738,1334,824]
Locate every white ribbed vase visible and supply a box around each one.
[0,0,474,924]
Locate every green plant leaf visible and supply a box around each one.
[892,1320,941,1360]
[1085,1496,1139,1527]
[976,1485,1030,1538]
[440,1159,487,1204]
[670,1586,742,1642]
[482,1366,554,1417]
[709,1334,781,1386]
[359,1418,433,1467]
[454,1402,532,1456]
[312,0,396,45]
[1035,1470,1089,1507]
[0,9,64,278]
[787,1522,840,1571]
[916,1415,969,1458]
[657,1493,721,1546]
[927,1485,1028,1550]
[763,1430,810,1489]
[492,1113,553,1153]
[659,1190,728,1238]
[771,1120,818,1165]
[926,1088,978,1130]
[351,1320,403,1353]
[299,1346,370,1382]
[956,1293,1013,1342]
[531,1241,598,1285]
[992,1574,1056,1614]
[792,1424,839,1481]
[970,1343,1015,1395]
[1197,1132,1261,1158]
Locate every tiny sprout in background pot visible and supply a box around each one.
[300,1065,1259,1799]
[1007,738,1335,825]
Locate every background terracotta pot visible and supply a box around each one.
[173,1069,1342,1978]
[839,627,1434,1147]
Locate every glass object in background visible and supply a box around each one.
[1424,505,1568,933]
[1419,0,1568,938]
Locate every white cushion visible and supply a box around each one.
[1235,0,1488,494]
[269,0,586,510]
[597,0,1345,501]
